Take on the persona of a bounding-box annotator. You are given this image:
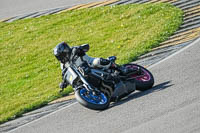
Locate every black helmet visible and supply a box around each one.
[53,42,72,63]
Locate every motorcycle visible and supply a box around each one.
[62,44,154,110]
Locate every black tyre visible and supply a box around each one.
[124,64,154,91]
[75,87,110,110]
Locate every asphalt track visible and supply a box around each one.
[1,0,200,132]
[7,37,200,133]
[0,0,103,20]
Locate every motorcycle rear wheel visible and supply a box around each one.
[75,87,110,110]
[124,64,154,91]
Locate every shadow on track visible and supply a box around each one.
[108,81,173,109]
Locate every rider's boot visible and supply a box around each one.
[119,65,142,75]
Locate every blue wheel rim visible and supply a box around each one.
[79,88,108,105]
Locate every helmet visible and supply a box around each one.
[53,42,72,63]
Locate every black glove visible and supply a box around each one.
[76,48,85,56]
[77,50,85,56]
[72,47,85,57]
[59,81,68,89]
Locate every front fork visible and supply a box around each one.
[72,66,100,94]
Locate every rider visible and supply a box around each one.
[53,42,136,92]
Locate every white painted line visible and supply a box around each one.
[7,101,78,133]
[148,37,200,69]
[6,36,200,133]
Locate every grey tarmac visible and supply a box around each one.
[1,0,200,132]
[7,38,200,133]
[0,0,103,20]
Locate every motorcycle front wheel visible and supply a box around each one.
[75,87,110,110]
[124,64,154,91]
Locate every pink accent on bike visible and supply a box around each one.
[125,65,151,82]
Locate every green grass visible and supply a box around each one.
[0,3,183,124]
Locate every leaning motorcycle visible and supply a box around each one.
[61,44,154,110]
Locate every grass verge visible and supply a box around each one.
[0,3,183,124]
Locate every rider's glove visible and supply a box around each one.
[59,81,68,90]
[77,49,85,56]
[72,47,85,57]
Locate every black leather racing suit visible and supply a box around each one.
[59,54,112,90]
